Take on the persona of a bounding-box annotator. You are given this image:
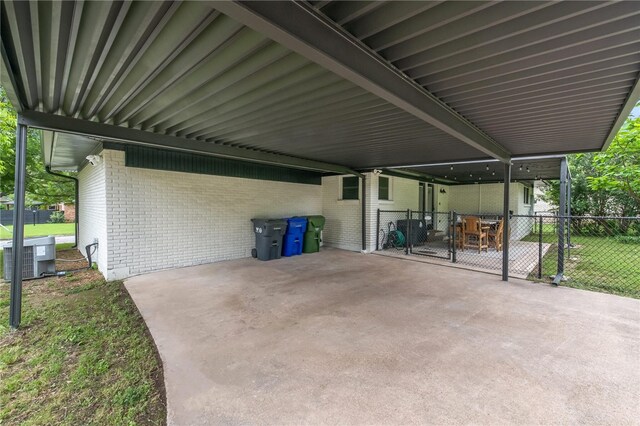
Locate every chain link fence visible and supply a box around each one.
[376,210,640,298]
[377,210,411,254]
[523,215,640,298]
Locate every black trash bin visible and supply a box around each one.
[251,218,287,261]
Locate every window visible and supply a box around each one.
[378,176,390,200]
[341,176,359,200]
[524,187,532,205]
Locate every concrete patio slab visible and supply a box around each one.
[125,248,640,425]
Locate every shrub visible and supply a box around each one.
[48,211,65,223]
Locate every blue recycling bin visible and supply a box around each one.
[282,217,308,257]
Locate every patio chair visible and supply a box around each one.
[450,222,465,251]
[488,219,504,251]
[463,216,489,253]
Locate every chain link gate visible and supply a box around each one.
[377,210,451,260]
[408,211,452,259]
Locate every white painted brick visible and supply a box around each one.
[82,149,322,279]
[78,150,534,279]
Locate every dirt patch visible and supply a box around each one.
[55,247,90,271]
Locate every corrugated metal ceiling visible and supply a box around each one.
[2,1,639,172]
[313,0,640,156]
[1,0,482,170]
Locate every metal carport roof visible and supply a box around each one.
[2,0,639,173]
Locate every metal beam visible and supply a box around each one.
[1,43,25,112]
[501,162,511,282]
[18,111,361,176]
[10,121,27,329]
[602,71,640,150]
[213,1,511,163]
[378,168,454,185]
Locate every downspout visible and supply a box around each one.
[45,166,78,248]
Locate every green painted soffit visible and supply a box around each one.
[124,145,323,185]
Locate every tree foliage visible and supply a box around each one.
[589,114,640,204]
[542,110,640,217]
[0,86,75,205]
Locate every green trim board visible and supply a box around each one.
[125,145,323,185]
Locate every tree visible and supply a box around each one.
[541,110,640,218]
[0,86,75,206]
[542,153,612,216]
[589,114,640,206]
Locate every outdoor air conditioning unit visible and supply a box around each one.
[3,236,56,281]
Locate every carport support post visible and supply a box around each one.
[501,163,511,282]
[361,174,366,252]
[451,211,457,263]
[405,209,410,255]
[375,209,380,251]
[555,157,568,285]
[10,121,27,329]
[567,173,572,258]
[538,215,543,279]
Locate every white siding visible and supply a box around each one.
[77,156,108,277]
[448,182,534,240]
[448,182,530,215]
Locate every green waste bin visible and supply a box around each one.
[303,215,325,253]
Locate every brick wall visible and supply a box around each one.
[321,175,362,252]
[97,150,322,279]
[77,148,536,279]
[63,204,76,222]
[78,154,108,277]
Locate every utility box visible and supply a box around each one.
[251,219,287,261]
[3,236,56,280]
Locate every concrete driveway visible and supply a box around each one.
[125,249,640,425]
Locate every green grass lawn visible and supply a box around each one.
[0,260,165,424]
[523,232,640,298]
[0,223,75,239]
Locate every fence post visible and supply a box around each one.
[405,209,410,255]
[452,211,457,263]
[538,215,543,279]
[375,209,380,251]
